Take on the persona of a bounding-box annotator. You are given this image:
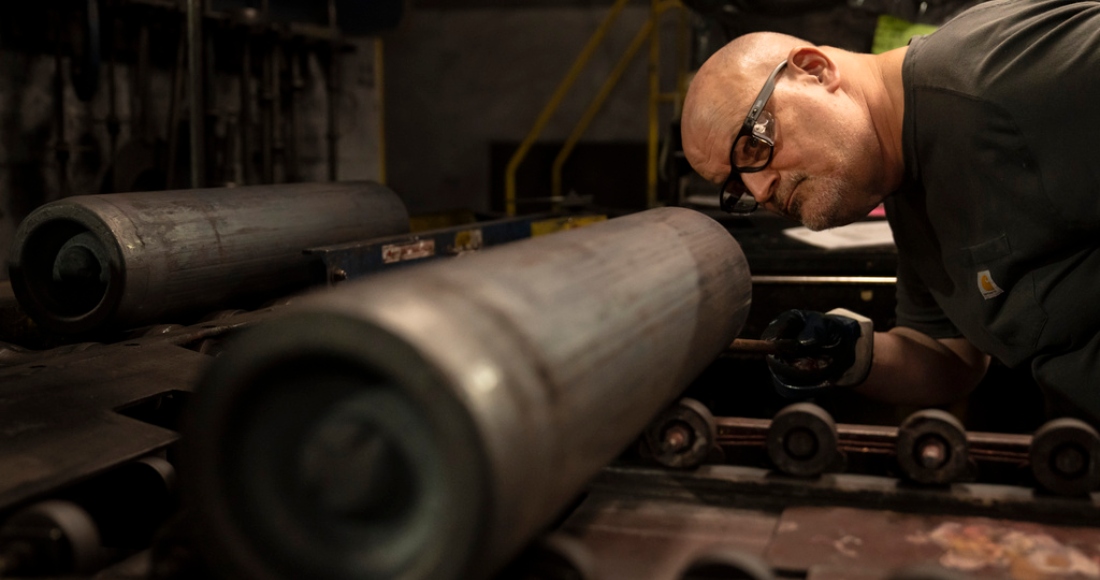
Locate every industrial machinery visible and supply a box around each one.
[182,207,753,580]
[3,187,1100,580]
[8,182,408,335]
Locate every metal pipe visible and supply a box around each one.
[325,43,341,182]
[182,207,752,580]
[187,0,205,188]
[260,39,275,183]
[727,337,798,356]
[7,182,409,335]
[166,19,187,190]
[239,36,254,186]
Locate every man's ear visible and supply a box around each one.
[787,46,840,91]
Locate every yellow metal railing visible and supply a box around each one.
[551,20,653,199]
[505,0,633,216]
[505,0,686,216]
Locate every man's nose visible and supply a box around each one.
[741,170,778,206]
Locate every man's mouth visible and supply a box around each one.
[783,176,804,218]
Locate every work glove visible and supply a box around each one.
[761,308,874,398]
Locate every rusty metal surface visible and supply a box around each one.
[807,565,894,580]
[0,343,205,511]
[183,207,754,580]
[588,465,1100,527]
[717,417,1033,466]
[0,305,277,512]
[766,506,1100,579]
[8,181,408,335]
[558,492,779,580]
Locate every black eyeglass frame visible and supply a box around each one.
[718,59,789,214]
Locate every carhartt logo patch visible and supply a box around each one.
[977,270,1003,300]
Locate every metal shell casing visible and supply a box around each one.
[8,181,409,334]
[184,207,753,580]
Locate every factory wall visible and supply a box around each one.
[0,3,983,281]
[384,5,683,214]
[0,35,383,282]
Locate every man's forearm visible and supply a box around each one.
[853,327,990,406]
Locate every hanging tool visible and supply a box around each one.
[52,8,71,200]
[233,8,261,186]
[259,34,275,183]
[187,0,204,188]
[203,22,221,186]
[165,11,187,190]
[323,2,341,183]
[103,2,119,172]
[111,15,165,193]
[269,40,283,183]
[69,0,101,103]
[284,42,304,183]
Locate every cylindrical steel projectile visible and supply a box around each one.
[8,181,408,334]
[183,207,753,580]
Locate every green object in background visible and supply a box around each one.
[872,15,939,54]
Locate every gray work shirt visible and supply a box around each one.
[886,0,1100,417]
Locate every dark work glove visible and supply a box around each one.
[761,308,874,398]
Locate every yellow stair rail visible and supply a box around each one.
[551,20,654,199]
[506,0,686,216]
[647,0,684,208]
[504,0,633,216]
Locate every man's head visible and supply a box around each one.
[682,32,898,230]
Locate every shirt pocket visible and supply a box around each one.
[957,234,1048,366]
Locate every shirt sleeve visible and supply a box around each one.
[894,249,963,339]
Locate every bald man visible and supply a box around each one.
[682,0,1100,422]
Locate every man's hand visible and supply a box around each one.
[762,308,874,397]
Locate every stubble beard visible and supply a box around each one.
[787,174,859,231]
[788,117,882,231]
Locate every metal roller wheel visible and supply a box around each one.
[678,548,775,580]
[0,500,102,575]
[1030,417,1100,497]
[766,403,839,477]
[896,409,970,485]
[644,398,717,469]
